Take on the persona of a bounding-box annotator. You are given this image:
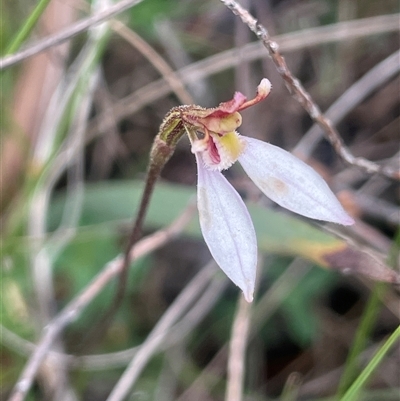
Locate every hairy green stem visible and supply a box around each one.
[116,139,176,310]
[115,116,186,310]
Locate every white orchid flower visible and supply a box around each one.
[183,78,354,302]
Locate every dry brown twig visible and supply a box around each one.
[88,13,399,148]
[8,203,195,401]
[219,0,400,181]
[294,49,400,159]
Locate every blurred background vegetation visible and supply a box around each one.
[1,0,399,400]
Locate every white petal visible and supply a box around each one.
[238,137,354,225]
[196,153,257,302]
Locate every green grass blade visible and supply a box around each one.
[337,284,383,396]
[341,325,400,401]
[5,0,52,55]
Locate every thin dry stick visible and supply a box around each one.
[219,0,400,180]
[0,0,143,70]
[1,271,223,375]
[225,296,252,401]
[83,269,226,371]
[80,273,226,371]
[271,14,399,51]
[106,261,218,401]
[111,20,193,105]
[1,264,226,373]
[294,49,400,159]
[8,204,195,401]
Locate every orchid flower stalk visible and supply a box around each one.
[142,78,354,303]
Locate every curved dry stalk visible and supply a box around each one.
[219,0,399,180]
[293,49,400,159]
[24,74,92,401]
[0,0,143,70]
[8,203,195,401]
[28,67,97,328]
[111,20,193,105]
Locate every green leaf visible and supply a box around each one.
[4,0,51,55]
[48,180,400,285]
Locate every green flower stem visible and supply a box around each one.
[5,0,52,55]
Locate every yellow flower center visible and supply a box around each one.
[199,131,245,171]
[218,131,244,162]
